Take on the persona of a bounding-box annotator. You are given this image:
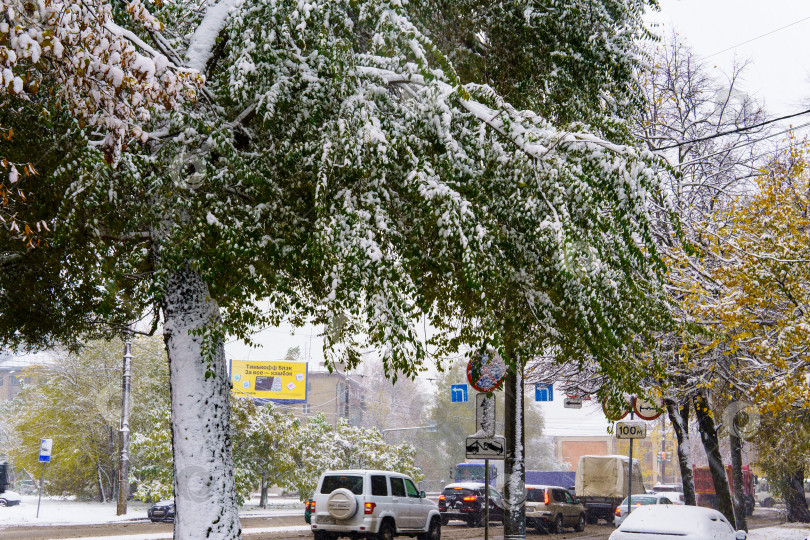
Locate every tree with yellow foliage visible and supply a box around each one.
[701,149,810,522]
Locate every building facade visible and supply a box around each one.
[270,363,366,427]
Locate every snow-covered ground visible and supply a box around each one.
[748,524,810,540]
[0,494,303,526]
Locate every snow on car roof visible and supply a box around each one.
[322,469,408,476]
[525,484,569,490]
[442,482,488,489]
[618,504,731,534]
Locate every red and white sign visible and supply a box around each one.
[602,397,630,421]
[634,396,665,420]
[467,349,506,393]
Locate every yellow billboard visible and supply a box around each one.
[229,360,308,403]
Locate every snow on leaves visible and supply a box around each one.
[0,0,201,161]
[213,0,668,379]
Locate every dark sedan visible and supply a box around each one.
[148,500,175,523]
[438,482,505,527]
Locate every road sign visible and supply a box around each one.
[633,397,664,420]
[535,383,553,402]
[602,397,630,421]
[615,421,647,439]
[564,397,583,409]
[451,384,469,403]
[467,349,506,393]
[38,439,52,463]
[465,436,506,459]
[476,393,496,437]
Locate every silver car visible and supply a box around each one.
[614,493,673,527]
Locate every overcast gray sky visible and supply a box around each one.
[651,0,810,117]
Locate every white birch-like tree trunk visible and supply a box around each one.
[163,268,240,539]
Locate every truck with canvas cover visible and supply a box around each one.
[693,465,755,516]
[575,455,646,524]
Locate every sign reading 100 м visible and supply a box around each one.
[229,360,308,403]
[615,421,647,440]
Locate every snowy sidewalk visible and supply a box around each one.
[34,524,312,540]
[747,523,810,540]
[0,494,303,526]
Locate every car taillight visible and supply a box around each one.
[438,495,446,501]
[463,495,477,502]
[615,507,621,516]
[310,501,316,513]
[544,490,550,505]
[364,502,376,515]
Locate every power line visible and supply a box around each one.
[673,119,810,169]
[656,107,810,151]
[705,15,810,59]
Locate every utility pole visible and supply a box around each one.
[660,415,666,484]
[344,375,350,422]
[116,336,133,515]
[627,398,635,518]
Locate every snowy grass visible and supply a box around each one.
[0,494,304,526]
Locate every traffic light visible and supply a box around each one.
[662,451,667,462]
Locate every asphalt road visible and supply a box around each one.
[0,509,785,539]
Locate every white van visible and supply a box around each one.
[310,469,441,540]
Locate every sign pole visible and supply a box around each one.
[36,438,53,518]
[627,397,635,517]
[485,458,490,540]
[36,461,46,518]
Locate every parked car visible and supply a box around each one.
[609,504,747,540]
[0,490,21,507]
[652,491,684,505]
[147,500,176,523]
[614,493,673,527]
[651,483,683,493]
[525,484,586,534]
[310,469,441,540]
[755,478,781,508]
[437,482,504,527]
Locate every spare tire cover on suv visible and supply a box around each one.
[327,488,358,520]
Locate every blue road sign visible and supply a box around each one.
[451,384,469,403]
[535,384,553,402]
[39,438,52,463]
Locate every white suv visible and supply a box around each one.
[311,469,441,540]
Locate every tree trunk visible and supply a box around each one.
[97,463,106,503]
[665,398,696,506]
[260,473,268,509]
[694,391,736,527]
[729,429,747,530]
[503,364,525,540]
[163,267,241,540]
[785,469,810,523]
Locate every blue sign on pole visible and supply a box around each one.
[451,384,469,403]
[535,384,553,402]
[38,438,52,463]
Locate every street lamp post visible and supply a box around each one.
[381,422,438,441]
[116,336,133,515]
